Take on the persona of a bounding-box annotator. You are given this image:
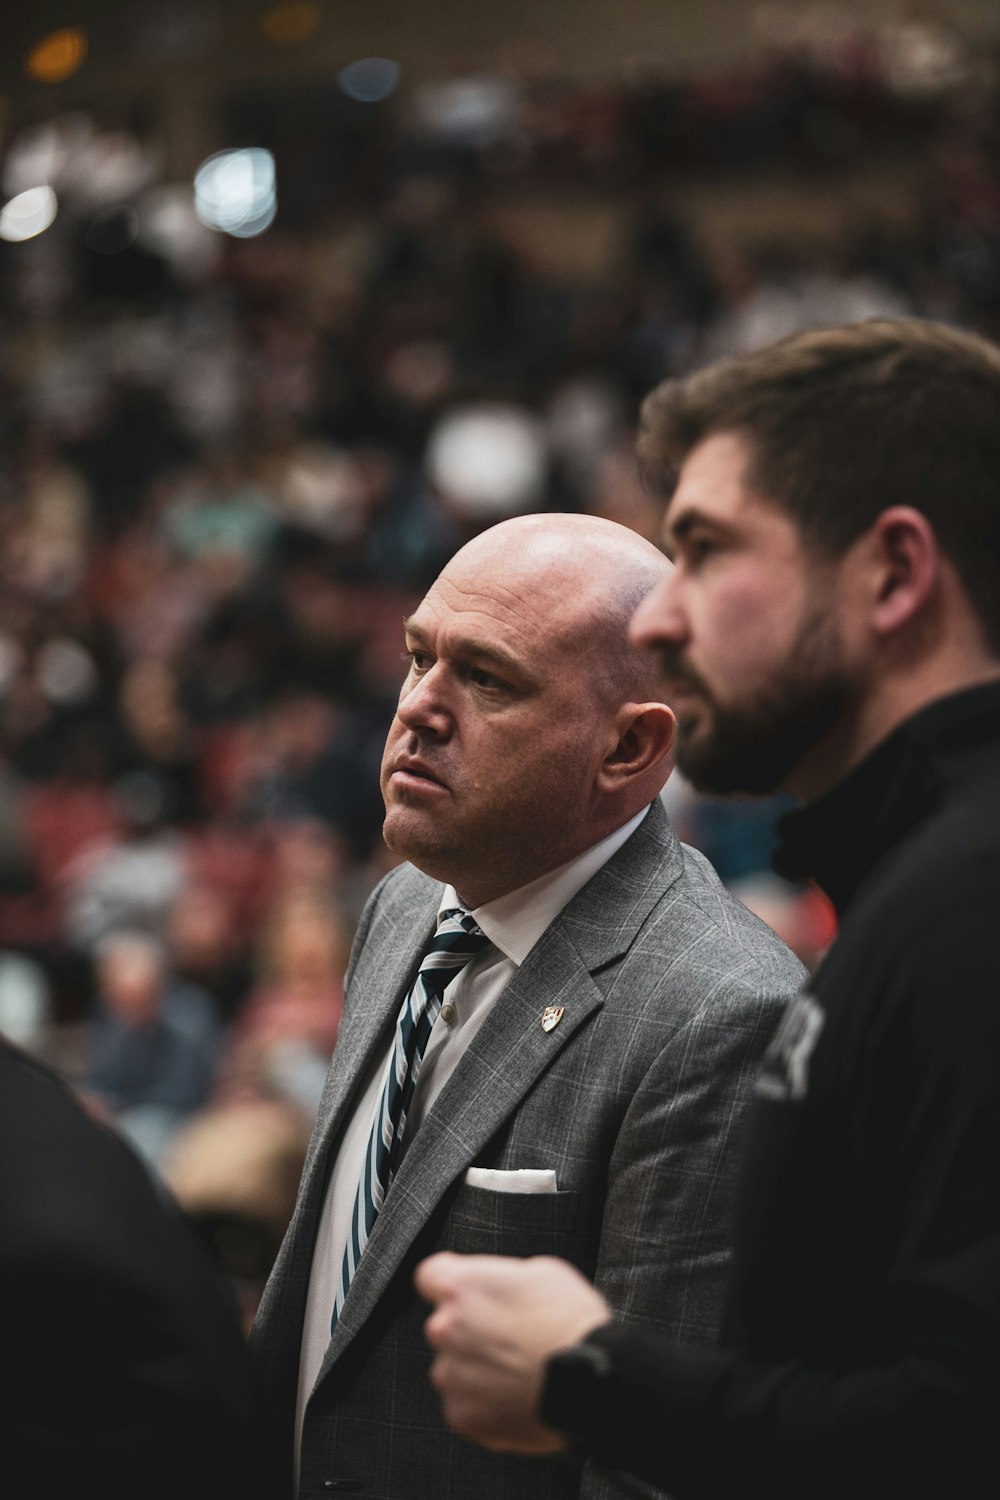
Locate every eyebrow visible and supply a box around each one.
[403,619,533,685]
[663,506,731,558]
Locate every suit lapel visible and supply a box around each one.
[316,800,684,1374]
[319,925,604,1370]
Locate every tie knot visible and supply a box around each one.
[437,906,484,940]
[422,907,490,970]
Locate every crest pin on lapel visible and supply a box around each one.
[541,1005,565,1033]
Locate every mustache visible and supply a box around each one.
[656,650,710,698]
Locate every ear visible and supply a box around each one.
[866,506,940,638]
[597,702,676,792]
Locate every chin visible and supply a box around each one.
[382,810,442,870]
[381,809,414,857]
[677,724,803,797]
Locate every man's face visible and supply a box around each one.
[630,430,860,799]
[98,946,163,1027]
[380,544,616,907]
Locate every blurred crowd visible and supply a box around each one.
[1,7,998,1310]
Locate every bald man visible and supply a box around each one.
[250,514,805,1500]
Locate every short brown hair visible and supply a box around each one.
[638,318,1000,649]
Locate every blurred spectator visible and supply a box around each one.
[7,425,91,599]
[166,881,254,1024]
[115,657,205,824]
[212,889,347,1114]
[63,769,185,952]
[700,240,910,361]
[160,447,279,585]
[80,928,220,1166]
[161,1096,314,1331]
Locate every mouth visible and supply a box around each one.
[387,759,450,794]
[658,657,706,712]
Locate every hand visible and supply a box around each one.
[415,1252,611,1453]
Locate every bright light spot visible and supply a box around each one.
[428,405,546,519]
[25,28,87,83]
[193,148,276,239]
[260,3,320,46]
[0,186,58,243]
[338,57,400,103]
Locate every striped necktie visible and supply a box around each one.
[331,906,489,1328]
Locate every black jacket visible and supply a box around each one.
[546,682,1000,1499]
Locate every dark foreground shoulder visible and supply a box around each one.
[0,1042,282,1500]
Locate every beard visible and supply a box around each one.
[666,601,857,796]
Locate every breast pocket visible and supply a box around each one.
[445,1182,580,1256]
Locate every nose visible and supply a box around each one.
[395,661,453,738]
[630,570,687,654]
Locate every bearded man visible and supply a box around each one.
[419,318,1000,1500]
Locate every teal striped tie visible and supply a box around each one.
[332,907,489,1328]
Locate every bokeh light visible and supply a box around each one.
[137,183,218,277]
[0,186,58,243]
[428,405,547,519]
[25,29,88,84]
[338,58,401,104]
[260,3,321,46]
[193,148,276,239]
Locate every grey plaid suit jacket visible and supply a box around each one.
[251,799,806,1500]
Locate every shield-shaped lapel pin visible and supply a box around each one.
[541,1005,565,1033]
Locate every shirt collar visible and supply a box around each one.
[438,804,652,966]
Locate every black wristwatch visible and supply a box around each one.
[539,1325,618,1439]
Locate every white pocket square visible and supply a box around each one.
[464,1166,557,1194]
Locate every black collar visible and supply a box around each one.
[773,681,1000,916]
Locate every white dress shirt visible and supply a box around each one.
[294,805,650,1460]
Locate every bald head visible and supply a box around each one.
[381,512,676,905]
[436,513,671,711]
